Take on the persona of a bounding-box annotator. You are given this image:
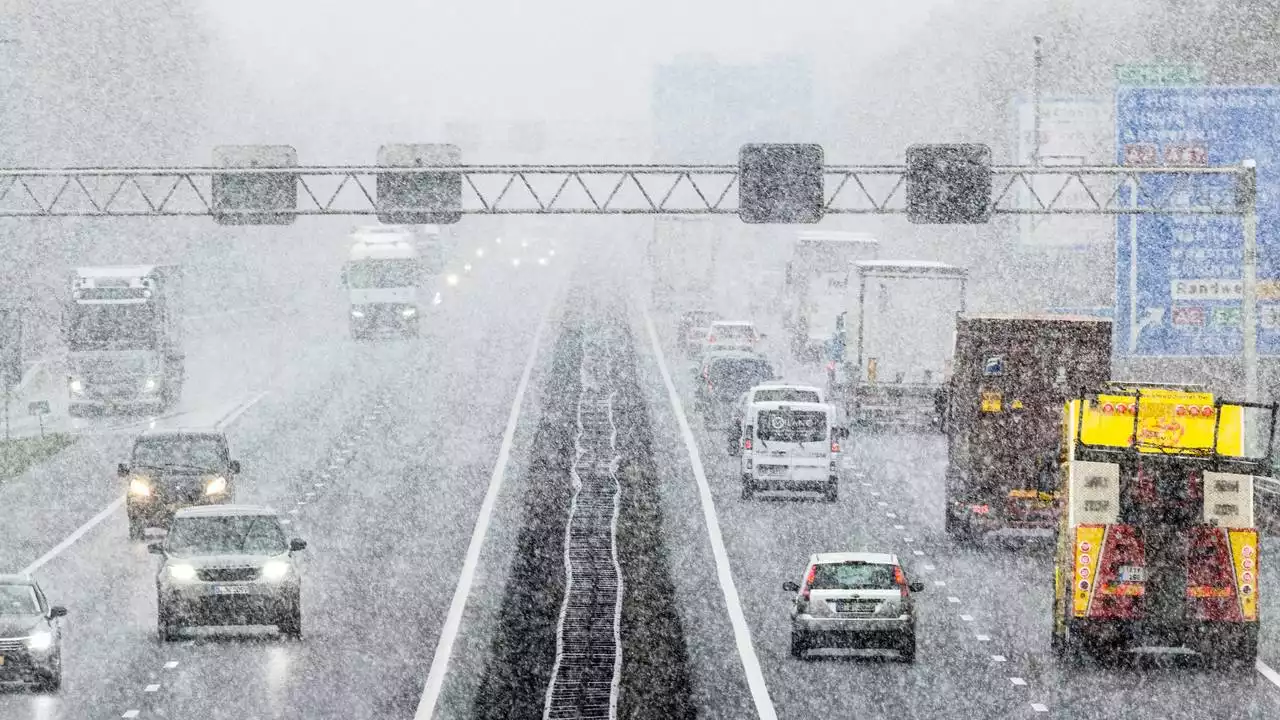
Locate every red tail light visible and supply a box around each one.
[743,438,752,451]
[971,504,990,515]
[802,565,816,600]
[894,566,909,599]
[831,441,840,453]
[708,335,717,343]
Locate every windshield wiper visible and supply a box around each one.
[135,462,214,473]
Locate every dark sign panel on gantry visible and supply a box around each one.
[211,145,299,226]
[737,143,825,224]
[905,143,993,224]
[376,143,463,225]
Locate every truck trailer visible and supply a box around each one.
[834,260,967,432]
[65,265,185,416]
[942,314,1112,540]
[1053,384,1276,663]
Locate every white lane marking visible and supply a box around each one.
[328,463,340,471]
[913,550,925,556]
[1010,677,1027,686]
[893,524,905,530]
[641,310,778,720]
[414,302,551,720]
[877,501,888,507]
[924,564,935,571]
[163,661,178,670]
[992,655,1007,662]
[22,497,125,575]
[1257,659,1280,689]
[870,491,881,497]
[947,596,961,603]
[288,508,299,515]
[215,391,269,430]
[314,483,326,488]
[122,712,140,719]
[280,519,292,526]
[145,684,160,692]
[1031,704,1049,713]
[975,634,990,642]
[960,614,974,622]
[933,580,946,587]
[886,513,896,519]
[903,537,914,543]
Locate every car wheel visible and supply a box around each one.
[35,667,61,693]
[157,601,180,642]
[741,478,755,501]
[898,630,916,663]
[789,631,807,659]
[278,603,302,639]
[822,481,838,503]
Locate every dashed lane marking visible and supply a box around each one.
[145,684,160,692]
[163,661,178,670]
[992,655,1007,662]
[960,615,974,622]
[1031,704,1049,713]
[948,596,961,603]
[933,581,946,587]
[414,299,552,720]
[893,524,905,530]
[924,564,935,571]
[122,712,139,719]
[975,634,990,642]
[912,550,925,556]
[1010,678,1027,686]
[641,309,778,720]
[214,391,269,431]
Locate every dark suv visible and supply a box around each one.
[119,428,241,541]
[0,574,68,692]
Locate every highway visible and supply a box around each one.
[636,306,1280,720]
[0,222,568,719]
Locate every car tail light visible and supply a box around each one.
[743,438,752,451]
[831,441,840,453]
[972,504,990,515]
[894,566,909,599]
[802,565,816,600]
[708,335,717,343]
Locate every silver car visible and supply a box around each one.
[783,551,924,662]
[151,505,306,641]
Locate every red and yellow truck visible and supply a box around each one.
[1052,383,1277,663]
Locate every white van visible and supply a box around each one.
[727,382,826,455]
[739,401,844,502]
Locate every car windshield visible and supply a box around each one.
[810,562,898,591]
[756,409,828,443]
[347,259,420,288]
[133,436,226,469]
[166,516,288,556]
[753,388,820,403]
[0,584,40,615]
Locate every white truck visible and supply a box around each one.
[783,231,879,361]
[342,226,424,339]
[834,260,968,432]
[648,216,719,309]
[64,265,185,416]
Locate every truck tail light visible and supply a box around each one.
[831,441,840,453]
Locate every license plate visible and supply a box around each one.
[1117,565,1146,583]
[213,585,250,595]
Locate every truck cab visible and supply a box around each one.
[64,265,184,416]
[342,227,423,339]
[739,400,844,502]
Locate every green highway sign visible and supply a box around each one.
[1116,62,1207,86]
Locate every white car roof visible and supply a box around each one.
[811,551,899,566]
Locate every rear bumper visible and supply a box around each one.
[744,472,836,492]
[793,616,914,645]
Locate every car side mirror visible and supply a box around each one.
[48,606,68,619]
[783,581,800,592]
[909,581,925,593]
[289,538,307,552]
[147,543,165,555]
[229,460,241,475]
[117,463,130,478]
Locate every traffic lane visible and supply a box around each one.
[618,315,760,720]
[659,355,1026,719]
[0,303,418,719]
[855,435,1280,719]
[129,264,561,720]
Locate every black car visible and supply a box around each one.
[120,428,242,541]
[0,575,67,692]
[694,351,777,426]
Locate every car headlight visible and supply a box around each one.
[26,630,53,651]
[350,309,366,318]
[167,564,197,582]
[128,476,152,497]
[538,257,548,266]
[512,258,521,267]
[142,376,159,393]
[68,377,84,395]
[463,263,472,272]
[446,274,459,286]
[205,475,227,495]
[401,306,417,318]
[262,560,291,581]
[432,292,442,305]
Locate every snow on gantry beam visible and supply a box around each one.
[0,163,1249,219]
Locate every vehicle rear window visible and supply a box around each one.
[133,436,227,469]
[757,409,828,443]
[711,325,753,340]
[710,359,774,389]
[166,516,287,556]
[810,562,898,590]
[753,388,820,404]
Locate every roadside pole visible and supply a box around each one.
[1240,159,1260,401]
